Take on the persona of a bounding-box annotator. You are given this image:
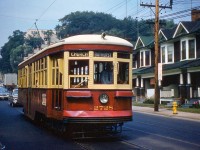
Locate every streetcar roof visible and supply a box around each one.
[61,34,133,47]
[19,34,133,66]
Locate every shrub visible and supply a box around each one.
[143,98,154,104]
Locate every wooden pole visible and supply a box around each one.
[154,0,160,111]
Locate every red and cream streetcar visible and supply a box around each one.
[18,33,133,137]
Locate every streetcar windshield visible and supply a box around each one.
[94,61,113,84]
[117,62,129,84]
[69,60,89,88]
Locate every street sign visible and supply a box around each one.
[158,63,162,81]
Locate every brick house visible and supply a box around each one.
[132,20,200,104]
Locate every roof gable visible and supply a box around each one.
[134,36,154,50]
[160,27,176,41]
[173,22,189,38]
[173,21,200,38]
[159,30,167,41]
[134,37,145,49]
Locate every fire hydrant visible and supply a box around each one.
[172,101,178,114]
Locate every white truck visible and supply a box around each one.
[3,73,17,89]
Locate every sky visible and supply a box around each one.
[0,0,199,48]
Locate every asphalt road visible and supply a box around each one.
[0,101,81,150]
[122,112,200,150]
[1,100,200,150]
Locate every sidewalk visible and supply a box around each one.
[132,106,200,122]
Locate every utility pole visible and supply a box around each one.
[140,0,172,111]
[154,0,160,111]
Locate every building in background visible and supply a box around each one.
[25,29,59,49]
[133,9,200,105]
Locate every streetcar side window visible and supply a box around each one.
[117,62,129,84]
[94,61,113,84]
[52,58,63,86]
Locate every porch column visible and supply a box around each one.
[135,77,140,101]
[186,72,192,99]
[140,78,145,100]
[179,73,185,104]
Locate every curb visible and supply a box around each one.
[132,107,200,122]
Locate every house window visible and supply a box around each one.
[132,54,137,69]
[181,38,196,60]
[161,44,174,64]
[189,39,195,58]
[140,50,151,67]
[132,60,137,69]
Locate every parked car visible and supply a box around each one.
[0,87,11,100]
[9,88,20,107]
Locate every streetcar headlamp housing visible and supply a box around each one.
[99,93,109,104]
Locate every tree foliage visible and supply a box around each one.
[0,30,25,73]
[43,30,54,45]
[10,45,33,73]
[56,11,121,38]
[25,35,44,49]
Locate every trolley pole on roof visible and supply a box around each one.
[140,0,172,111]
[34,21,41,39]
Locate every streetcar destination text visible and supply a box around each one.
[70,52,89,57]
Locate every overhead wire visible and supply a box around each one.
[28,0,58,30]
[160,6,200,19]
[130,0,200,22]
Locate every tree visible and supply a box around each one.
[43,30,54,45]
[10,45,33,73]
[25,35,44,49]
[0,30,25,73]
[56,11,120,38]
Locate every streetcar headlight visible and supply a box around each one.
[99,93,109,104]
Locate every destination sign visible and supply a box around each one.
[94,51,112,57]
[70,52,89,57]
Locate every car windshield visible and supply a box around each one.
[0,87,8,93]
[13,89,18,95]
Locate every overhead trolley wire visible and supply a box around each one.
[36,0,58,22]
[29,0,58,30]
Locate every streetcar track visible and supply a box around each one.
[125,126,200,148]
[120,139,152,150]
[74,141,91,150]
[73,133,153,150]
[132,120,200,136]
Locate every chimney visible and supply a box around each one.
[191,9,200,21]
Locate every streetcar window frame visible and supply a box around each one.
[94,61,114,84]
[117,52,130,59]
[117,62,129,84]
[69,59,89,88]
